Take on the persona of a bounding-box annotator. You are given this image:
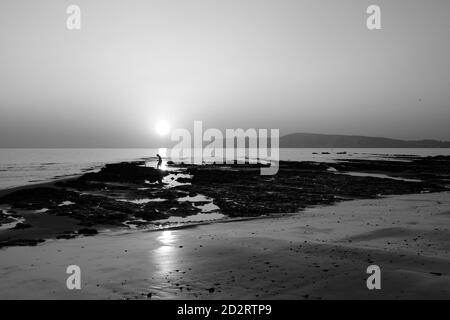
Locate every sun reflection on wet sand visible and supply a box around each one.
[158,230,175,245]
[153,230,178,275]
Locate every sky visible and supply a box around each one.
[1,0,450,147]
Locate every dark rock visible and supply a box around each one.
[10,223,32,230]
[179,158,447,218]
[0,212,16,225]
[176,177,192,184]
[78,162,168,184]
[56,234,77,240]
[77,228,98,236]
[0,187,80,210]
[0,239,45,248]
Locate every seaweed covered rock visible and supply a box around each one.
[0,239,45,248]
[77,228,98,236]
[0,187,80,210]
[0,211,16,226]
[78,162,168,184]
[134,200,201,221]
[10,223,32,230]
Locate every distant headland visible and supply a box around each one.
[279,133,450,148]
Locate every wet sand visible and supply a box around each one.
[0,192,449,299]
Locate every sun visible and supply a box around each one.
[155,121,171,136]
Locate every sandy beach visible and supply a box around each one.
[3,0,450,305]
[1,191,449,300]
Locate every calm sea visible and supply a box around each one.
[1,148,450,190]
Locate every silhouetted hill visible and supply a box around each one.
[280,133,450,148]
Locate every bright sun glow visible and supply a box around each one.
[155,121,171,136]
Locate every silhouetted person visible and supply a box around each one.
[156,154,162,169]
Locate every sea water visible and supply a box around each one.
[1,148,450,190]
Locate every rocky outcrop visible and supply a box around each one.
[0,156,448,248]
[78,162,168,184]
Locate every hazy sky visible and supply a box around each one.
[1,0,450,147]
